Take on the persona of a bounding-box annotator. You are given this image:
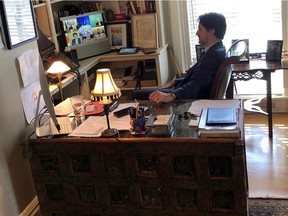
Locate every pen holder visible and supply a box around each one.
[130,115,147,135]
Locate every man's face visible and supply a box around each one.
[196,24,212,47]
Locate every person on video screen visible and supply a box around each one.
[72,32,81,45]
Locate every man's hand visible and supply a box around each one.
[149,91,175,103]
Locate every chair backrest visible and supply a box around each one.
[209,56,240,99]
[209,40,247,99]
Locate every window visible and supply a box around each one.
[186,0,283,95]
[0,0,38,49]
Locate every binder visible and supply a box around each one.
[206,107,237,125]
[198,108,240,138]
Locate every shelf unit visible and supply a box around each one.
[33,1,171,100]
[33,0,167,53]
[33,0,60,51]
[48,45,171,100]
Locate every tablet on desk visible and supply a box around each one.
[118,47,139,55]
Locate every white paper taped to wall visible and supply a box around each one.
[17,48,40,87]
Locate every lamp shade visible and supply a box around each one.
[91,68,121,104]
[47,61,70,74]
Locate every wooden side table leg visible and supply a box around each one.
[266,71,273,138]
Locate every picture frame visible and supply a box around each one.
[232,39,249,62]
[0,0,38,49]
[106,21,131,50]
[266,40,283,62]
[131,13,158,49]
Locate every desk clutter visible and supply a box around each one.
[35,98,242,138]
[146,114,175,137]
[29,99,247,216]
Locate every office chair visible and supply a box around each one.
[209,56,240,99]
[209,40,247,99]
[135,61,145,90]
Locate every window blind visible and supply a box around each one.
[187,0,282,59]
[4,0,36,45]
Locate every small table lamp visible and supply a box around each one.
[91,68,121,137]
[47,61,70,101]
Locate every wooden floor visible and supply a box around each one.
[245,112,288,198]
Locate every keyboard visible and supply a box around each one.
[50,117,73,135]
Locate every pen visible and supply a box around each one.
[135,99,139,119]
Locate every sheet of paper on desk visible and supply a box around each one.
[69,116,105,137]
[54,98,74,116]
[69,115,131,137]
[188,99,241,116]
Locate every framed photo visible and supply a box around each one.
[106,22,131,50]
[0,0,38,49]
[131,13,158,49]
[266,40,283,62]
[231,39,249,62]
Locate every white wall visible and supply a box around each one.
[0,41,37,215]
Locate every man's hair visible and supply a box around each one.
[198,12,226,39]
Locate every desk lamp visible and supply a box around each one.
[47,61,70,101]
[91,68,121,137]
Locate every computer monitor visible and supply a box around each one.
[35,54,60,134]
[60,11,110,60]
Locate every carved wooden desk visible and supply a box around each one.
[229,60,286,138]
[29,100,248,216]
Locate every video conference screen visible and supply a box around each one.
[60,11,106,47]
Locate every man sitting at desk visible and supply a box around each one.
[133,12,227,103]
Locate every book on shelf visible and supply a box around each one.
[198,107,241,138]
[128,0,156,15]
[129,0,137,14]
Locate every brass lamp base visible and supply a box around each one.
[101,128,119,137]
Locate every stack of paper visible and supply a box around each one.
[198,107,241,138]
[69,103,133,137]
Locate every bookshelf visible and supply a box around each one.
[33,1,171,99]
[33,0,164,53]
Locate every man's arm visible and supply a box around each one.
[173,51,225,99]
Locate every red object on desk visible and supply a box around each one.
[84,101,104,115]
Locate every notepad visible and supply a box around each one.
[206,108,237,126]
[198,108,240,138]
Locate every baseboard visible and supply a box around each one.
[20,196,40,216]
